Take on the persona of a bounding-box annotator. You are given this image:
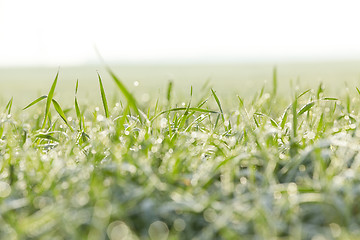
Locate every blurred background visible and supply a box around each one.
[1,0,360,105]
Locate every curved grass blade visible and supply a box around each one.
[211,89,227,131]
[52,99,73,131]
[5,97,13,115]
[23,95,47,110]
[106,67,139,116]
[35,133,59,142]
[97,73,110,118]
[298,101,315,116]
[254,112,279,128]
[151,107,218,121]
[297,89,311,99]
[42,71,59,129]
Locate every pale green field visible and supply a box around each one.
[1,60,360,107]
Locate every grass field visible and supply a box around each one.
[1,63,360,239]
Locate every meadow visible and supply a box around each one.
[1,62,360,239]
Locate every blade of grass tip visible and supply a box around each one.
[166,80,173,103]
[346,92,351,114]
[211,89,224,121]
[297,101,315,116]
[322,97,338,101]
[357,87,360,96]
[211,89,227,131]
[237,96,244,109]
[272,67,277,96]
[5,97,13,115]
[23,95,47,110]
[106,67,140,116]
[97,73,110,118]
[74,80,82,130]
[316,82,324,99]
[280,109,289,129]
[292,95,298,139]
[297,89,311,99]
[259,84,265,98]
[184,86,193,116]
[52,99,73,131]
[42,71,59,129]
[75,97,82,130]
[75,79,79,95]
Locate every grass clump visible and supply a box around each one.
[1,69,360,239]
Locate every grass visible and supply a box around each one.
[1,68,360,239]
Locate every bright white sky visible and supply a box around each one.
[1,0,360,66]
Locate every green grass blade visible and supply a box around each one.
[151,107,218,121]
[254,112,279,128]
[280,109,289,129]
[97,73,110,118]
[74,80,82,129]
[5,97,13,115]
[52,99,73,131]
[75,97,82,130]
[211,88,226,126]
[35,133,59,142]
[106,67,140,116]
[272,67,277,96]
[75,79,79,94]
[316,82,324,99]
[297,89,311,99]
[23,95,47,110]
[297,101,315,116]
[211,89,223,117]
[42,71,59,129]
[322,97,337,101]
[166,80,173,102]
[292,96,298,139]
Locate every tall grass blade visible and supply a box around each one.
[292,96,298,139]
[97,73,110,118]
[23,95,47,110]
[52,99,73,131]
[280,109,288,129]
[42,71,59,129]
[211,89,227,131]
[74,80,82,129]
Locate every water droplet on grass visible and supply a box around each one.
[0,181,11,198]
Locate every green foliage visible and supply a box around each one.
[1,70,360,239]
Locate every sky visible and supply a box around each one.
[1,0,360,66]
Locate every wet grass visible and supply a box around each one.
[1,68,360,239]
